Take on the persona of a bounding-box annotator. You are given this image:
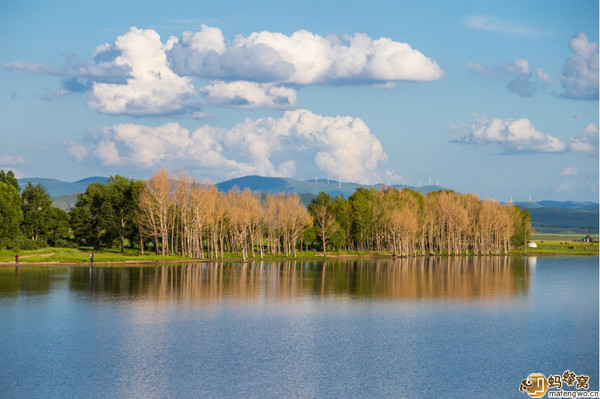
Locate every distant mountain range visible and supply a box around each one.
[19,175,443,205]
[19,175,599,232]
[18,177,109,197]
[514,200,598,210]
[214,175,444,197]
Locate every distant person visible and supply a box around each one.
[15,254,19,264]
[90,253,94,264]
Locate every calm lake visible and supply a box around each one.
[0,256,598,398]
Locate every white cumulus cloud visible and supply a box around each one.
[451,114,566,153]
[67,110,388,183]
[6,25,443,114]
[560,32,599,100]
[200,80,297,109]
[570,123,599,156]
[167,25,443,84]
[87,27,198,116]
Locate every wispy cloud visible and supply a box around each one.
[553,181,574,194]
[462,15,546,37]
[466,58,550,97]
[0,155,25,165]
[559,166,578,177]
[570,124,599,156]
[0,155,25,178]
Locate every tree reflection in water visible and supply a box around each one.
[54,257,531,304]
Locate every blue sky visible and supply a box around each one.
[1,0,598,201]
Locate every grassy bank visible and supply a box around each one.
[0,248,188,264]
[2,243,597,265]
[0,247,333,264]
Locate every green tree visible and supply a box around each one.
[70,176,144,251]
[45,207,71,246]
[510,207,533,251]
[330,195,351,250]
[308,192,338,256]
[21,182,53,241]
[0,181,23,247]
[301,225,317,251]
[349,187,374,251]
[70,183,113,249]
[0,170,20,192]
[107,175,144,252]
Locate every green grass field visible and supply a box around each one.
[532,233,599,242]
[512,240,599,256]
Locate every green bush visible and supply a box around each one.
[50,238,78,248]
[8,237,48,250]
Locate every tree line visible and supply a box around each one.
[310,187,532,256]
[0,168,532,256]
[136,169,312,260]
[0,170,70,249]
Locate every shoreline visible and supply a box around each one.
[1,250,597,267]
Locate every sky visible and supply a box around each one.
[1,0,598,202]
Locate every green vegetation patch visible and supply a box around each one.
[511,241,599,255]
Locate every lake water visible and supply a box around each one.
[0,256,597,398]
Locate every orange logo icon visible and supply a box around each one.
[519,373,548,398]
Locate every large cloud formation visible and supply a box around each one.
[6,25,443,115]
[168,25,443,84]
[66,110,388,183]
[451,115,566,153]
[560,32,599,100]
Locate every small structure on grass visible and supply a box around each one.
[527,242,537,248]
[582,235,593,243]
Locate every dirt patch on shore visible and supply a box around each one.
[19,253,55,258]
